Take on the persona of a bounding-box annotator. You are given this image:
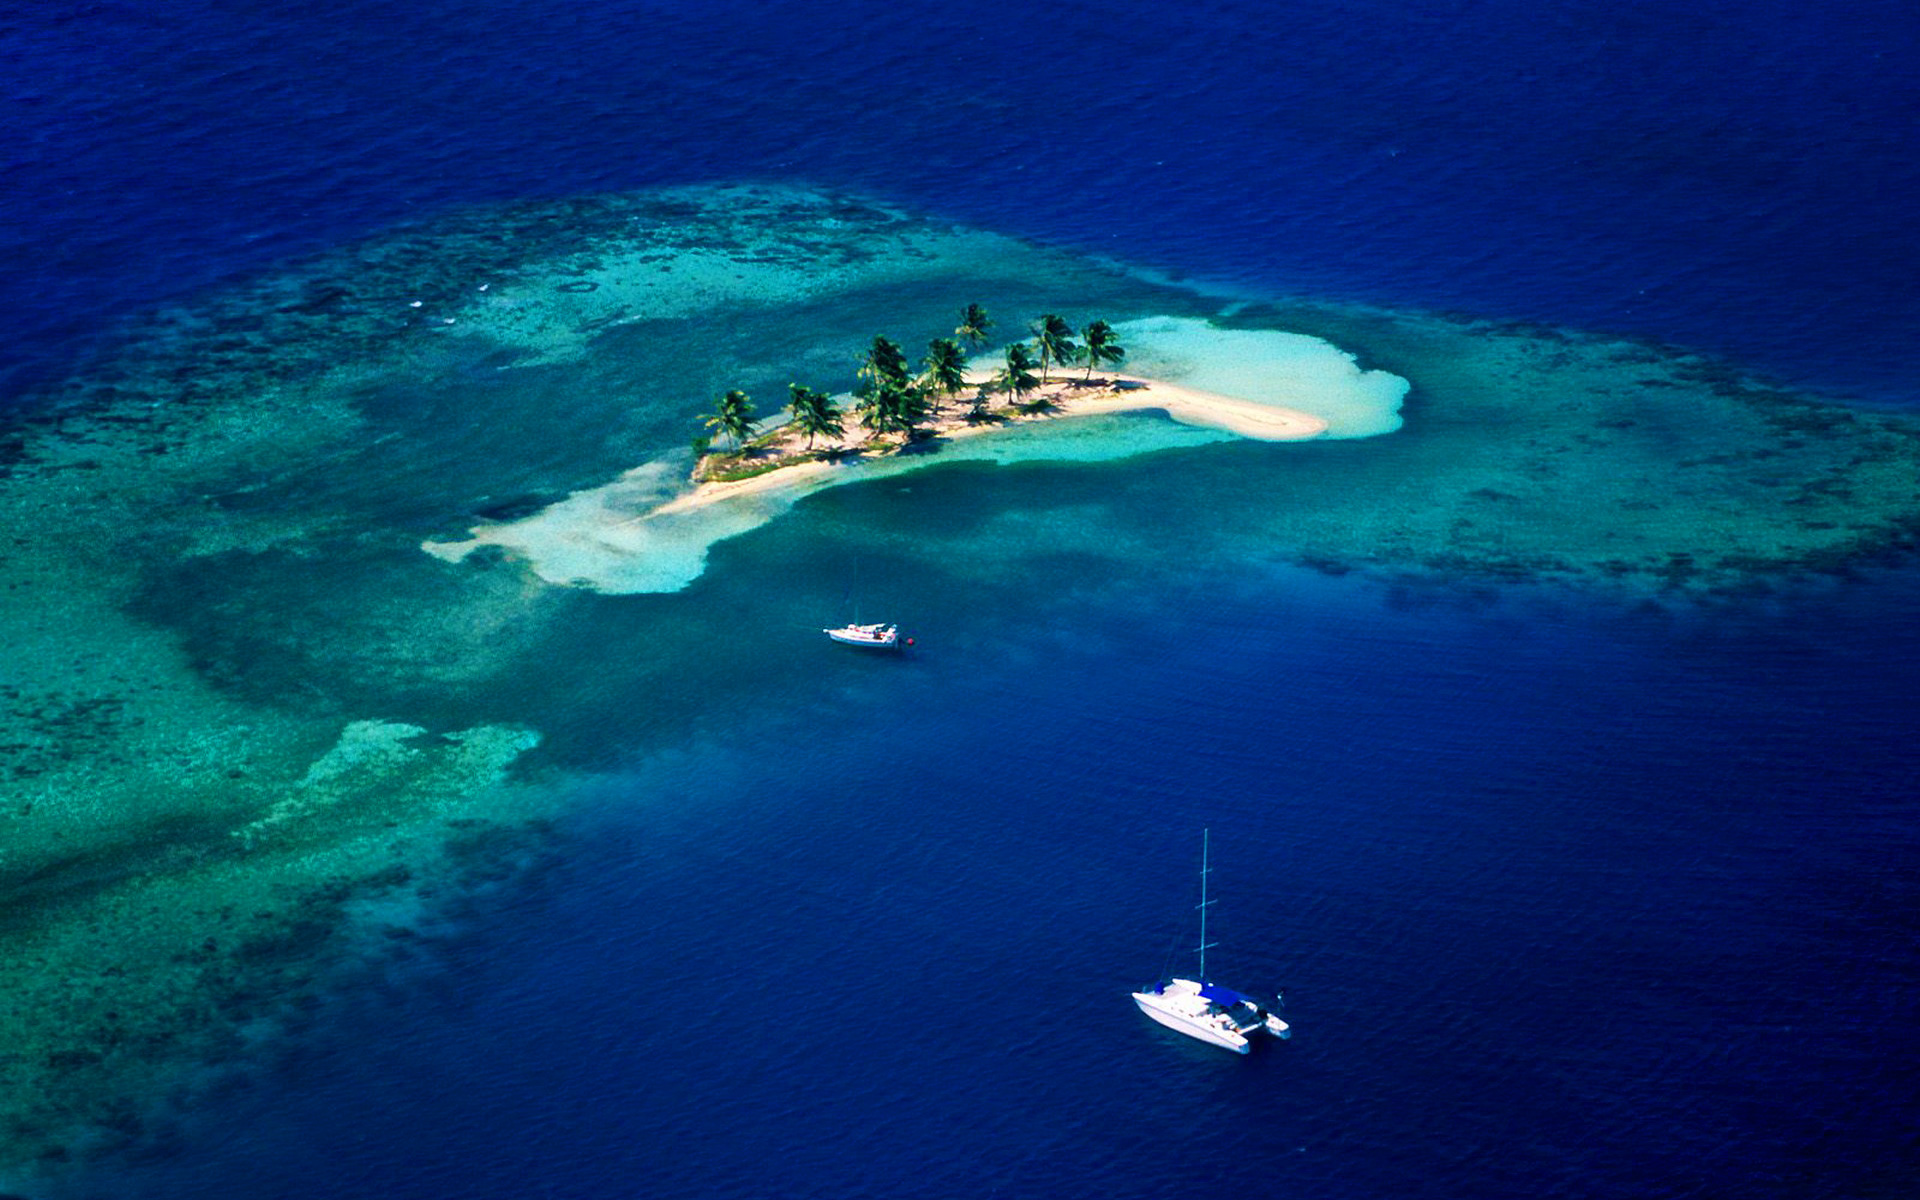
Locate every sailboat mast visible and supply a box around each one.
[1196,827,1218,980]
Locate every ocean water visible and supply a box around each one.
[9,0,1919,405]
[71,563,1920,1200]
[4,1,1918,1198]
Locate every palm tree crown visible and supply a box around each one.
[955,303,994,349]
[1081,319,1126,379]
[1032,313,1078,383]
[704,389,757,451]
[858,335,912,394]
[787,383,844,450]
[921,337,969,414]
[998,342,1040,406]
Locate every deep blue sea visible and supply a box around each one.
[6,1,1918,1197]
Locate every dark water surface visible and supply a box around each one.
[8,0,1919,403]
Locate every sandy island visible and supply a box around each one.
[663,371,1328,515]
[420,368,1334,593]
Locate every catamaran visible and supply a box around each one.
[1132,829,1290,1053]
[823,621,904,649]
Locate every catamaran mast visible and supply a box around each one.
[1196,827,1218,980]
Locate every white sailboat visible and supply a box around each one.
[823,621,904,649]
[1132,829,1290,1053]
[824,559,909,650]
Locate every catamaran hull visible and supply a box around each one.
[1131,992,1251,1053]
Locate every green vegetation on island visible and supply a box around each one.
[692,306,1129,484]
[1032,313,1077,383]
[704,388,757,451]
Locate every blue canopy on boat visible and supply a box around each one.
[1199,983,1252,1006]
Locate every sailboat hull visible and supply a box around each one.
[824,622,900,648]
[1131,979,1252,1053]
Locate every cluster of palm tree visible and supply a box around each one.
[697,304,1126,470]
[996,314,1126,410]
[853,334,927,439]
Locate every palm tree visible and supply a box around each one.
[1032,313,1078,383]
[858,335,912,394]
[998,342,1040,407]
[890,383,930,439]
[704,389,756,451]
[857,380,927,441]
[1081,319,1126,379]
[787,382,844,450]
[955,303,994,349]
[921,337,968,415]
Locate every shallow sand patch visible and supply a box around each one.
[1114,315,1407,438]
[424,457,823,594]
